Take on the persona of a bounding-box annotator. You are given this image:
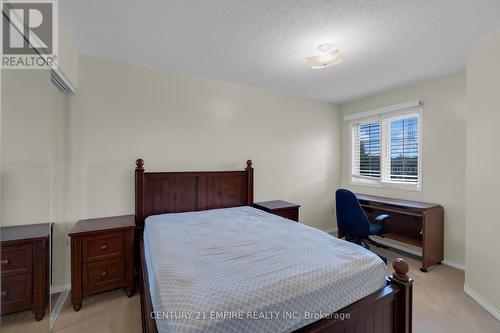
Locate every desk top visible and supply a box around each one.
[355,193,441,210]
[70,215,135,235]
[1,223,52,243]
[254,200,300,210]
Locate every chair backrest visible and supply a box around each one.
[335,189,370,237]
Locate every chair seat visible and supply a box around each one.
[368,223,384,235]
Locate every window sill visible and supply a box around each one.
[350,177,422,192]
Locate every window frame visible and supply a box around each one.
[349,104,422,191]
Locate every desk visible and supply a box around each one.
[338,193,444,272]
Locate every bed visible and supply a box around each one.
[135,159,413,333]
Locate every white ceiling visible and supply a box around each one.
[61,0,500,103]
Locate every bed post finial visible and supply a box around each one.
[135,159,145,229]
[136,159,144,170]
[392,257,410,282]
[390,257,413,333]
[245,160,254,206]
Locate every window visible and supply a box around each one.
[349,101,421,190]
[352,121,381,178]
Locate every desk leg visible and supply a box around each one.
[421,207,444,272]
[337,228,344,239]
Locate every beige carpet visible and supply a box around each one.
[2,248,499,333]
[0,306,49,333]
[373,247,500,333]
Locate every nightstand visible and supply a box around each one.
[1,223,51,321]
[69,215,134,311]
[254,200,300,222]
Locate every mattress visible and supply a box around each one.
[143,206,386,333]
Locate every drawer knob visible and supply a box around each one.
[99,244,108,250]
[100,270,108,277]
[0,259,9,265]
[1,290,8,297]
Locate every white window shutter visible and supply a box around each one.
[351,120,381,179]
[349,102,421,189]
[381,113,420,184]
[351,124,360,176]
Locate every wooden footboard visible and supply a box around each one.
[295,258,413,333]
[139,239,413,333]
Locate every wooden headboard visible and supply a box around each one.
[134,159,254,229]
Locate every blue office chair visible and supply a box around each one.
[335,189,390,249]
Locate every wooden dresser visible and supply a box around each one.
[254,200,300,222]
[1,223,51,321]
[69,215,134,311]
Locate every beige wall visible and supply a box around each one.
[465,29,500,317]
[1,69,70,287]
[57,25,79,89]
[69,55,342,234]
[339,72,466,267]
[2,70,52,224]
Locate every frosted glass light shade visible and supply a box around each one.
[306,49,342,69]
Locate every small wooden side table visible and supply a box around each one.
[69,215,134,311]
[254,200,300,222]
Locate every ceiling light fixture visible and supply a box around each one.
[306,43,342,69]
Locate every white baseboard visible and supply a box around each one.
[50,283,70,294]
[442,259,465,271]
[464,285,500,321]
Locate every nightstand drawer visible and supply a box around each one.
[1,244,33,276]
[1,273,32,313]
[83,258,125,294]
[82,232,123,263]
[275,208,299,222]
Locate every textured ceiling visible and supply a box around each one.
[61,0,500,103]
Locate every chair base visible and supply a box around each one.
[344,235,389,250]
[343,235,388,264]
[378,255,387,265]
[344,235,368,248]
[367,237,389,249]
